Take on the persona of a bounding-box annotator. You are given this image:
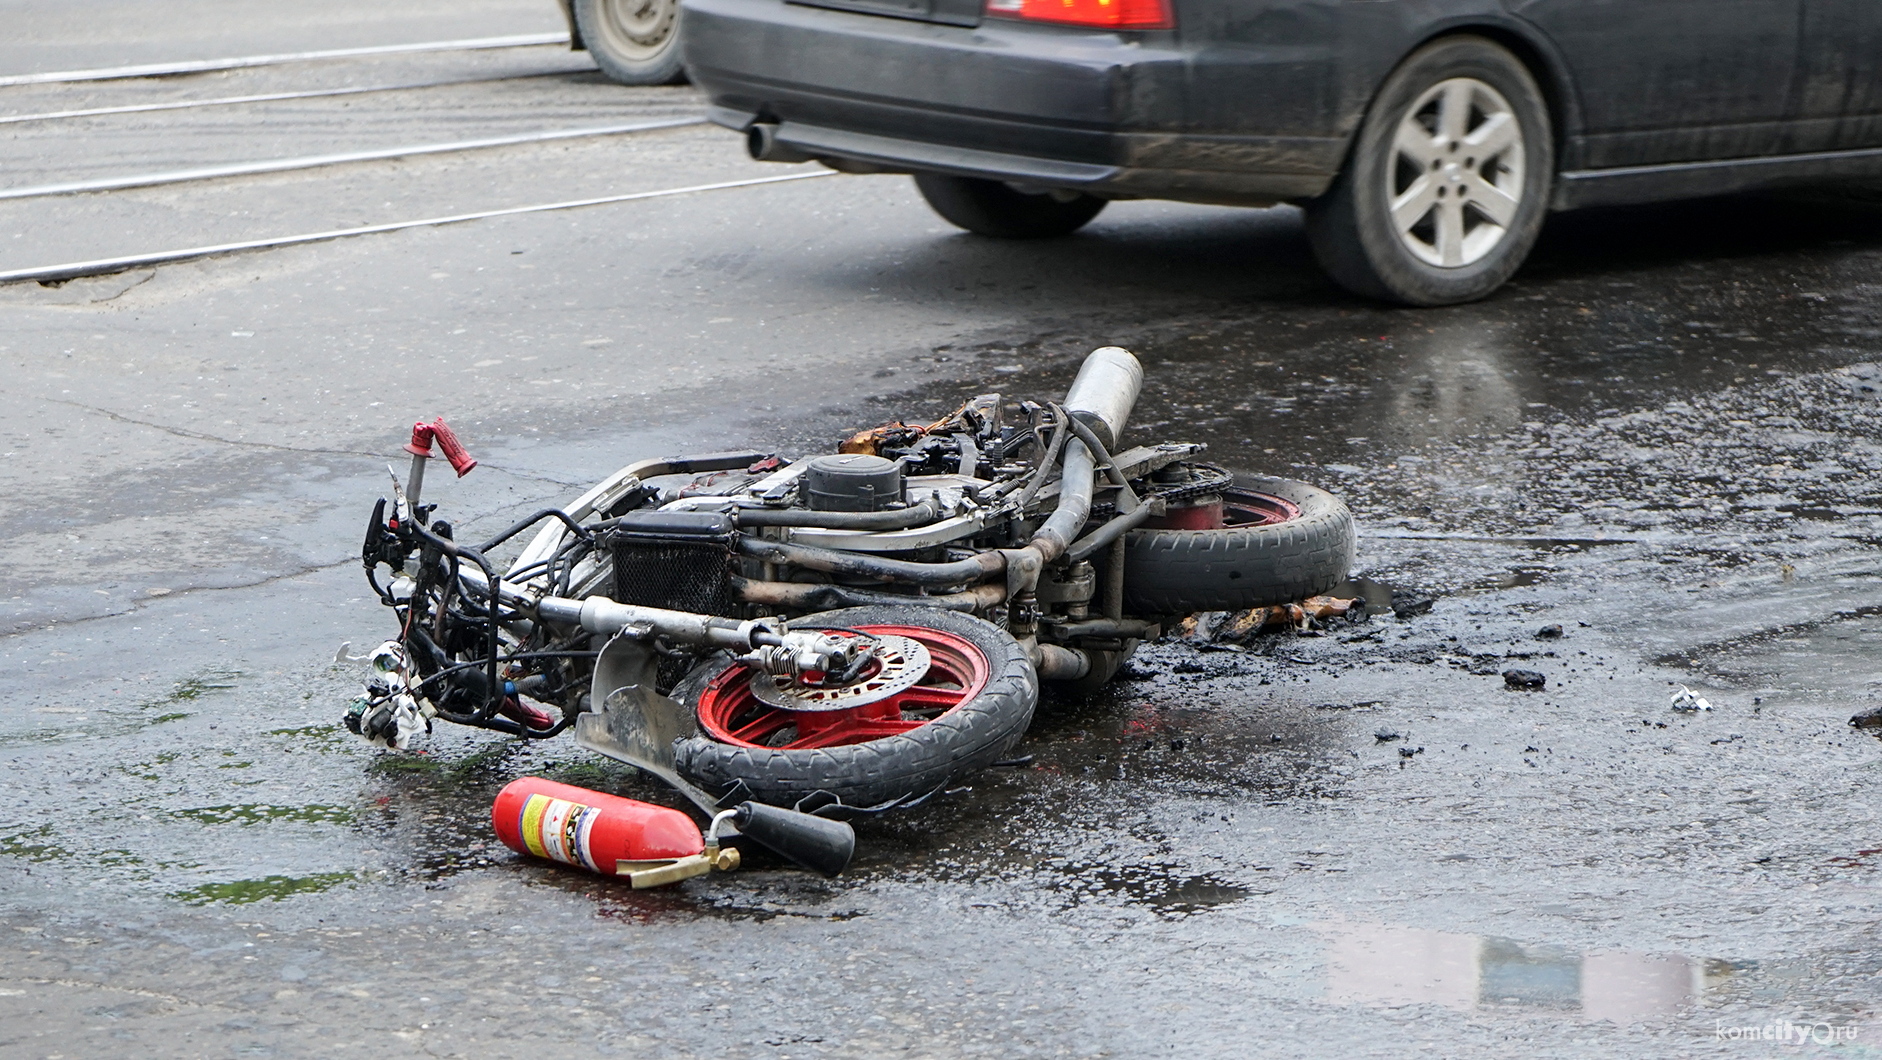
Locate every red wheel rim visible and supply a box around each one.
[1148,486,1301,531]
[695,625,990,750]
[1222,487,1300,528]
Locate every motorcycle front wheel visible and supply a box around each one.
[670,606,1038,810]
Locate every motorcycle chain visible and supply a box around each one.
[1089,461,1234,520]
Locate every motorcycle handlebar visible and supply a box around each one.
[428,418,478,477]
[403,417,478,477]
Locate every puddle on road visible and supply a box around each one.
[1321,921,1738,1022]
[1655,606,1882,712]
[1047,861,1251,918]
[586,876,866,925]
[1,823,63,863]
[147,670,243,706]
[0,667,248,748]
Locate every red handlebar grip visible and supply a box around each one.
[404,421,436,458]
[429,418,477,477]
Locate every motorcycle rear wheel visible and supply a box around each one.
[1122,474,1355,614]
[671,606,1038,810]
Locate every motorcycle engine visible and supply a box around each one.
[802,454,904,512]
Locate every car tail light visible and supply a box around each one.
[984,0,1172,30]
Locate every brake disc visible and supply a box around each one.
[748,634,932,712]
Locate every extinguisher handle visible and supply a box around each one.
[429,418,477,477]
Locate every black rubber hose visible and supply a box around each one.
[411,521,504,723]
[418,648,595,739]
[475,508,591,554]
[405,650,602,698]
[1012,411,1068,515]
[736,500,940,530]
[1060,414,1139,512]
[432,708,577,740]
[551,537,590,598]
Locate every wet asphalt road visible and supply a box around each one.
[5,4,1882,1058]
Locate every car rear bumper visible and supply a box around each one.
[683,0,1345,203]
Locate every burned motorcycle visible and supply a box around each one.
[347,346,1355,819]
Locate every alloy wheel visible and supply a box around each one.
[1387,77,1527,268]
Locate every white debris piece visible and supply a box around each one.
[1671,685,1713,712]
[340,640,428,748]
[347,691,428,749]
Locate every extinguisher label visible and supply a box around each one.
[518,793,602,873]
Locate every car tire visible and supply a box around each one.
[914,173,1107,238]
[1121,475,1356,615]
[573,0,688,86]
[1304,36,1553,306]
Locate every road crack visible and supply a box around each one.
[0,555,361,640]
[0,974,216,1008]
[48,398,387,460]
[2,493,593,640]
[78,268,155,302]
[44,398,586,485]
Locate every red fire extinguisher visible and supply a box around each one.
[491,777,739,888]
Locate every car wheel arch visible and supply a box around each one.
[1303,27,1564,303]
[1321,20,1583,196]
[1419,21,1583,168]
[555,0,589,51]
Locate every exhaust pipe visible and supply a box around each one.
[1059,345,1143,452]
[747,123,815,164]
[1027,346,1145,563]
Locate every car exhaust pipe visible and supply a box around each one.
[747,123,815,164]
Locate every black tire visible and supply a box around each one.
[914,173,1107,239]
[1303,36,1553,306]
[573,0,687,86]
[671,607,1039,809]
[1122,475,1355,614]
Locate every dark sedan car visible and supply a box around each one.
[680,0,1882,304]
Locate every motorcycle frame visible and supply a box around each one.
[364,347,1195,724]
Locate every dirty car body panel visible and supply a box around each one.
[683,0,1882,211]
[685,0,1393,202]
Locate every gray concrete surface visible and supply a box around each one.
[3,5,1882,1058]
[0,0,566,75]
